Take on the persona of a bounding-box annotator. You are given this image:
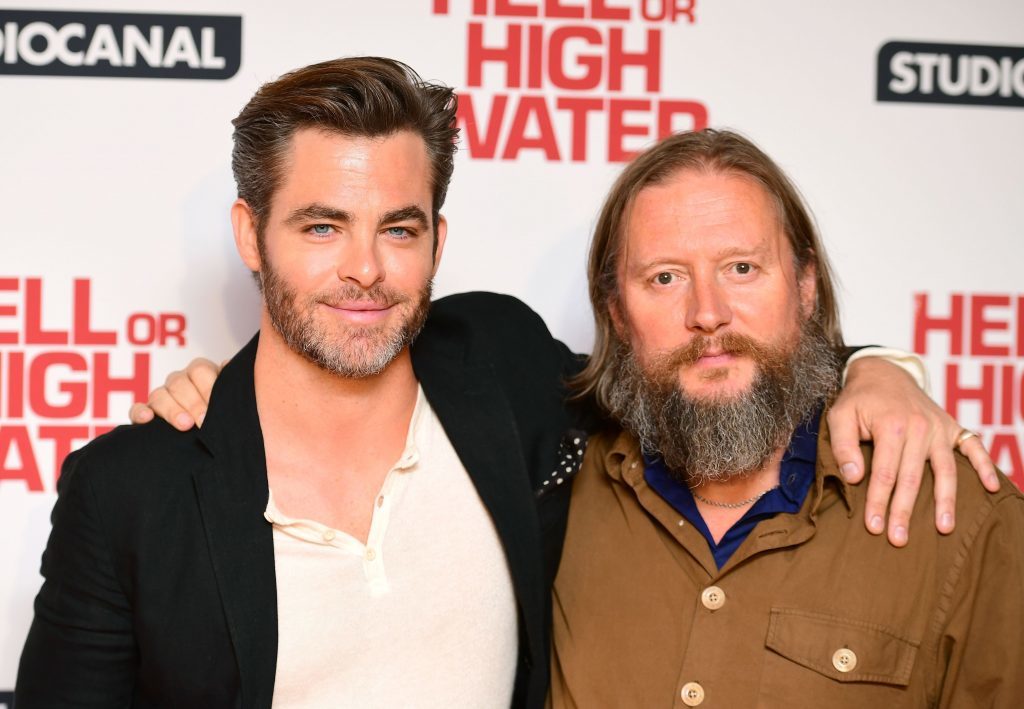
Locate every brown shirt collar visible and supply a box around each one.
[600,410,855,518]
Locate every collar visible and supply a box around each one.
[193,333,269,501]
[777,407,822,506]
[395,384,426,470]
[809,408,855,517]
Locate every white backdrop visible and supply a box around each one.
[1,0,1022,694]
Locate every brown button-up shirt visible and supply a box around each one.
[550,421,1024,708]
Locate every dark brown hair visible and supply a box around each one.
[231,56,458,240]
[572,128,844,413]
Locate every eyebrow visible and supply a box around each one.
[379,205,429,231]
[711,244,767,260]
[631,244,769,273]
[283,204,352,226]
[282,203,430,231]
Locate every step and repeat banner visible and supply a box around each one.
[1,0,1022,694]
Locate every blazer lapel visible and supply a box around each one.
[415,355,547,670]
[193,335,278,709]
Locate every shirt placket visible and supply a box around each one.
[626,456,820,708]
[671,516,818,706]
[264,444,419,597]
[362,457,415,596]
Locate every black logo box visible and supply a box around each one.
[0,9,241,79]
[877,40,1024,108]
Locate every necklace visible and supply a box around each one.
[691,484,780,509]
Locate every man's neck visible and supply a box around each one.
[252,324,419,439]
[690,448,785,544]
[252,316,420,541]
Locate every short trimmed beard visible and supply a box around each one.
[607,317,841,486]
[260,260,432,378]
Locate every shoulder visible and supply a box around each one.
[819,415,1022,530]
[59,420,204,500]
[848,440,1024,553]
[935,453,1023,535]
[426,291,552,341]
[953,457,1024,538]
[420,291,581,369]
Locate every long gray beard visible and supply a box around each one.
[607,319,841,486]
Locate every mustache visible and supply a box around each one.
[314,283,409,309]
[652,331,776,369]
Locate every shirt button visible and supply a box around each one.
[680,681,705,706]
[832,647,857,673]
[365,548,376,561]
[701,585,726,611]
[322,530,336,542]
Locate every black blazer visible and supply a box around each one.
[16,292,587,709]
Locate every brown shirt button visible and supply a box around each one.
[701,586,726,610]
[832,647,857,673]
[680,681,705,706]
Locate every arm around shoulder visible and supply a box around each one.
[16,449,137,707]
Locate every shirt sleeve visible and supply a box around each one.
[937,494,1024,707]
[842,347,930,394]
[15,451,137,707]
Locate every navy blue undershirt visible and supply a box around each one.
[644,406,822,569]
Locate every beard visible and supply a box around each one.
[606,317,841,486]
[259,260,432,378]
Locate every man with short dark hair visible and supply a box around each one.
[550,130,1024,707]
[16,59,994,708]
[18,56,574,708]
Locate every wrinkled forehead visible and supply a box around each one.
[619,168,792,265]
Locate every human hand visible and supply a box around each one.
[128,358,222,431]
[828,356,999,547]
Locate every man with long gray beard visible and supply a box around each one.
[549,129,1024,708]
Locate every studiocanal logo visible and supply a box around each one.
[0,9,241,79]
[878,41,1024,108]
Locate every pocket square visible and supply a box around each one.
[536,429,588,498]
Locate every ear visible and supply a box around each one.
[608,295,627,339]
[431,214,448,276]
[231,198,261,272]
[797,257,817,319]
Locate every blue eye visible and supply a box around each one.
[311,224,332,236]
[386,227,410,237]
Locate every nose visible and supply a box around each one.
[337,232,385,289]
[685,275,731,334]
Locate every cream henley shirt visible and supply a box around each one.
[264,387,518,708]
